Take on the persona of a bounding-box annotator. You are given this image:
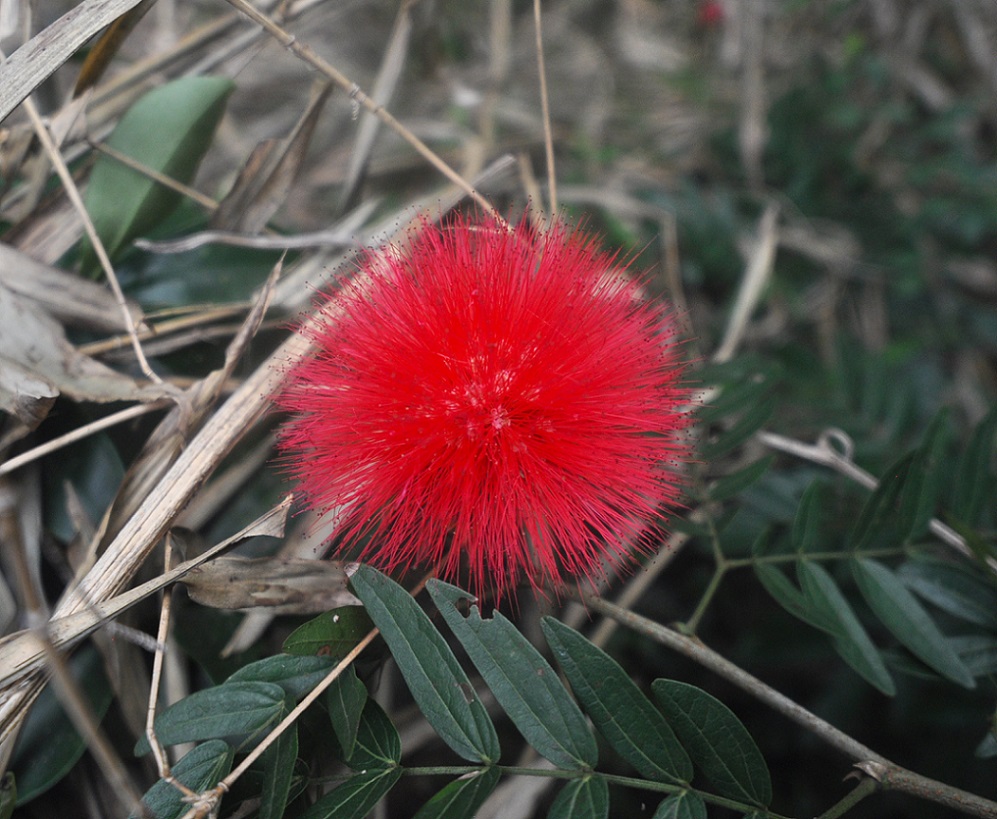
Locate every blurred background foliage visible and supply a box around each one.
[1,0,995,817]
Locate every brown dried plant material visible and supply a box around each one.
[212,80,333,233]
[182,556,357,614]
[0,279,168,425]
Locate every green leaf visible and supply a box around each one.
[897,411,948,541]
[347,697,401,770]
[952,407,997,524]
[541,618,691,783]
[297,768,401,819]
[412,767,501,819]
[227,654,336,699]
[847,454,911,551]
[325,664,368,760]
[951,636,997,677]
[652,791,708,819]
[135,681,286,755]
[350,566,500,763]
[429,580,597,770]
[852,559,975,688]
[700,398,775,460]
[80,76,235,273]
[0,774,14,819]
[791,482,823,553]
[10,644,115,804]
[899,558,997,629]
[652,680,772,807]
[132,740,233,819]
[708,456,775,502]
[797,562,895,695]
[754,564,837,633]
[282,607,374,659]
[258,701,298,819]
[546,776,609,819]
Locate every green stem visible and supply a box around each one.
[813,776,878,819]
[403,764,794,818]
[684,564,726,634]
[725,546,905,570]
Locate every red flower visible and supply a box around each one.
[278,215,690,601]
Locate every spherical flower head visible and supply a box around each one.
[278,214,691,602]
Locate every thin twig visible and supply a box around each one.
[17,94,164,385]
[179,627,380,819]
[0,401,170,478]
[146,534,198,804]
[533,0,557,214]
[580,591,997,819]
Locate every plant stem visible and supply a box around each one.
[813,776,878,819]
[580,592,997,819]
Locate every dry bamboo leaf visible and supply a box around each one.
[0,243,141,332]
[212,80,333,233]
[0,0,151,123]
[182,556,356,614]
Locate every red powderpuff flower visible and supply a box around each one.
[278,215,691,601]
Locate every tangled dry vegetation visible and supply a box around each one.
[1,1,997,818]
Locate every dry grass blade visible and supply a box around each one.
[0,0,150,122]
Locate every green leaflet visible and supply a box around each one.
[429,580,597,770]
[652,680,772,807]
[852,559,975,688]
[80,76,234,274]
[542,617,691,783]
[350,566,500,763]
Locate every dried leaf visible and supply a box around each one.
[0,243,141,332]
[183,557,356,614]
[212,81,332,233]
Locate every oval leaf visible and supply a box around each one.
[898,558,997,630]
[428,580,597,770]
[297,768,402,819]
[797,561,896,696]
[547,776,609,819]
[10,645,114,803]
[259,714,298,819]
[347,697,401,770]
[652,680,772,807]
[652,791,707,819]
[412,766,501,819]
[132,740,233,819]
[852,559,975,688]
[81,75,235,272]
[135,680,286,755]
[350,566,500,763]
[325,664,368,760]
[282,606,374,659]
[542,617,691,783]
[227,654,336,699]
